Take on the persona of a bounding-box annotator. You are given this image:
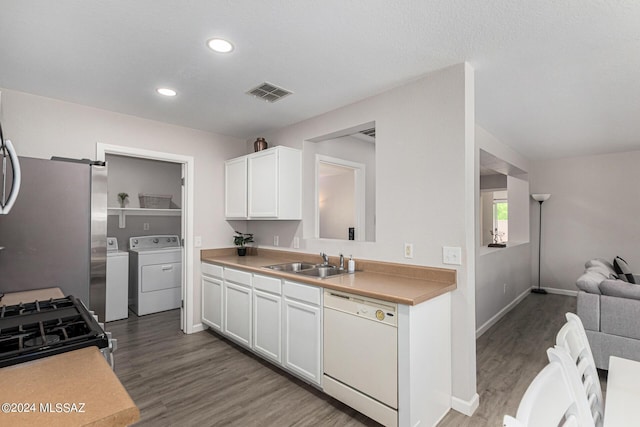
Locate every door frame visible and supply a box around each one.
[96,143,195,334]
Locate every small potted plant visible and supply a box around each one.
[118,192,129,208]
[233,231,254,256]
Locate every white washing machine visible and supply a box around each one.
[129,235,182,316]
[106,237,129,322]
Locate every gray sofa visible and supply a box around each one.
[576,258,640,370]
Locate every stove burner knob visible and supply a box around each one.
[166,238,171,242]
[153,238,159,244]
[133,239,138,245]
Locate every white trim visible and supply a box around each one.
[539,287,578,297]
[191,323,206,333]
[451,393,480,416]
[96,143,196,334]
[476,287,530,338]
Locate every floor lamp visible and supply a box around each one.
[531,193,551,294]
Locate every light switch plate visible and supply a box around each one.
[194,236,202,248]
[443,246,462,265]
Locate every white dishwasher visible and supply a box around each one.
[323,290,398,427]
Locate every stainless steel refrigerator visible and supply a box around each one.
[0,156,107,320]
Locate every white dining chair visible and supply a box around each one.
[556,312,604,427]
[548,346,597,426]
[503,354,586,427]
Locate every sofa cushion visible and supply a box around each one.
[613,256,636,284]
[576,271,603,294]
[600,294,640,340]
[577,291,600,332]
[599,279,640,300]
[586,258,616,274]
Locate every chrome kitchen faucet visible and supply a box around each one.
[320,252,329,265]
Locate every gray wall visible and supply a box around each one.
[475,126,532,335]
[529,150,640,293]
[106,154,182,250]
[106,154,182,208]
[0,87,246,329]
[246,64,478,407]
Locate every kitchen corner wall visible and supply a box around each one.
[248,63,478,411]
[530,150,640,293]
[0,87,246,330]
[475,126,532,336]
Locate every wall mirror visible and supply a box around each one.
[305,122,376,242]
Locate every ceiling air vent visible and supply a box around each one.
[360,128,376,138]
[246,82,293,103]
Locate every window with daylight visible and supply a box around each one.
[493,196,508,243]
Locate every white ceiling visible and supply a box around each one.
[1,1,639,160]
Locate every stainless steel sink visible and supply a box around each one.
[263,262,317,272]
[296,266,348,279]
[263,262,350,279]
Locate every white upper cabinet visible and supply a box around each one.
[225,146,302,220]
[224,156,248,218]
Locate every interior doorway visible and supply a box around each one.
[96,143,195,334]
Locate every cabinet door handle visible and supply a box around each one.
[161,265,174,271]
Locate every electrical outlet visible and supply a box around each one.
[274,235,279,246]
[443,246,462,265]
[404,243,413,259]
[194,236,202,248]
[293,237,299,249]
[143,223,150,231]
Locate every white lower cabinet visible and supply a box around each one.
[201,263,224,332]
[283,281,322,386]
[201,265,322,387]
[223,269,253,348]
[202,275,223,332]
[252,273,282,364]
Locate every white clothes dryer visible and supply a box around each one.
[128,235,182,316]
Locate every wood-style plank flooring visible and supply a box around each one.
[107,292,577,426]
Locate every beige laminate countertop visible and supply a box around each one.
[0,288,140,427]
[1,287,65,305]
[201,249,456,305]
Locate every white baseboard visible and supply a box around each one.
[539,286,578,297]
[476,288,530,338]
[190,323,206,333]
[451,393,480,416]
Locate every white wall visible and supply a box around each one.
[0,88,246,329]
[307,134,376,241]
[475,126,532,335]
[530,150,640,292]
[319,171,355,240]
[245,64,478,410]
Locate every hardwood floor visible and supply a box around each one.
[107,293,577,426]
[108,310,379,426]
[439,292,577,426]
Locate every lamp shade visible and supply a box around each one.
[531,193,551,202]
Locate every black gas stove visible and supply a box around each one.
[0,295,110,368]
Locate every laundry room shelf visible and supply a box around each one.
[108,208,181,228]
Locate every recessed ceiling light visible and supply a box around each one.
[207,38,234,53]
[157,88,177,97]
